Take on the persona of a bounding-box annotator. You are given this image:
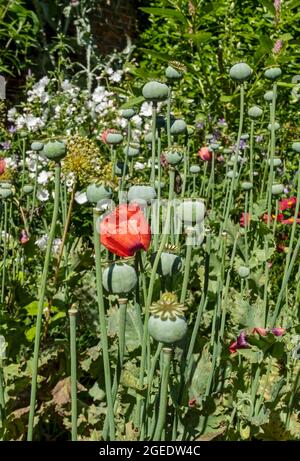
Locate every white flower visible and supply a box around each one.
[140,101,162,117]
[7,108,17,121]
[75,191,88,205]
[35,235,61,255]
[37,189,49,202]
[140,102,152,117]
[35,235,48,251]
[134,162,145,170]
[92,86,106,103]
[37,171,51,185]
[131,115,142,128]
[52,238,62,255]
[109,70,122,83]
[4,157,17,169]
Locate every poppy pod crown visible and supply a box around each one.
[100,203,151,257]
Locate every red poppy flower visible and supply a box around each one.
[252,327,268,336]
[198,147,212,162]
[0,158,5,175]
[240,212,251,228]
[263,213,284,224]
[100,204,151,257]
[279,197,297,211]
[282,217,300,225]
[19,229,29,245]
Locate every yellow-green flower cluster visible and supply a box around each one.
[62,134,115,187]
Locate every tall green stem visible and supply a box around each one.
[93,209,115,441]
[69,306,78,441]
[27,163,61,441]
[153,347,172,441]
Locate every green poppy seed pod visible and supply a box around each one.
[190,165,200,174]
[106,132,123,145]
[0,181,12,189]
[121,108,136,119]
[128,185,156,203]
[43,141,66,161]
[19,131,27,138]
[230,154,243,164]
[241,182,253,190]
[229,63,252,82]
[144,132,158,143]
[0,188,12,199]
[31,141,44,151]
[125,144,140,158]
[148,315,187,344]
[165,65,182,80]
[264,67,282,80]
[102,264,137,294]
[267,122,280,131]
[238,266,250,278]
[23,185,34,194]
[264,91,276,102]
[170,119,187,135]
[176,200,206,225]
[241,133,249,141]
[268,158,282,167]
[86,184,112,204]
[115,161,129,177]
[210,142,220,150]
[272,184,284,195]
[142,81,169,102]
[248,106,263,119]
[165,148,183,165]
[150,252,182,276]
[223,148,233,154]
[227,170,238,179]
[292,142,300,153]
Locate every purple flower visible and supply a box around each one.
[237,331,249,348]
[1,141,10,150]
[273,39,283,55]
[218,118,227,127]
[196,122,204,130]
[284,187,290,194]
[8,125,16,134]
[271,328,285,336]
[256,135,264,143]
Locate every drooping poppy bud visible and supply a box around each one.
[20,229,29,245]
[198,147,212,162]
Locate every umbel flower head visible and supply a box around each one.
[62,134,114,186]
[149,292,187,321]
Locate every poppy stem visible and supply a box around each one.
[136,169,175,432]
[92,208,115,441]
[69,306,78,441]
[27,162,61,441]
[266,82,277,227]
[153,347,172,441]
[151,103,157,187]
[223,83,245,230]
[1,200,8,304]
[0,359,5,439]
[249,119,254,214]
